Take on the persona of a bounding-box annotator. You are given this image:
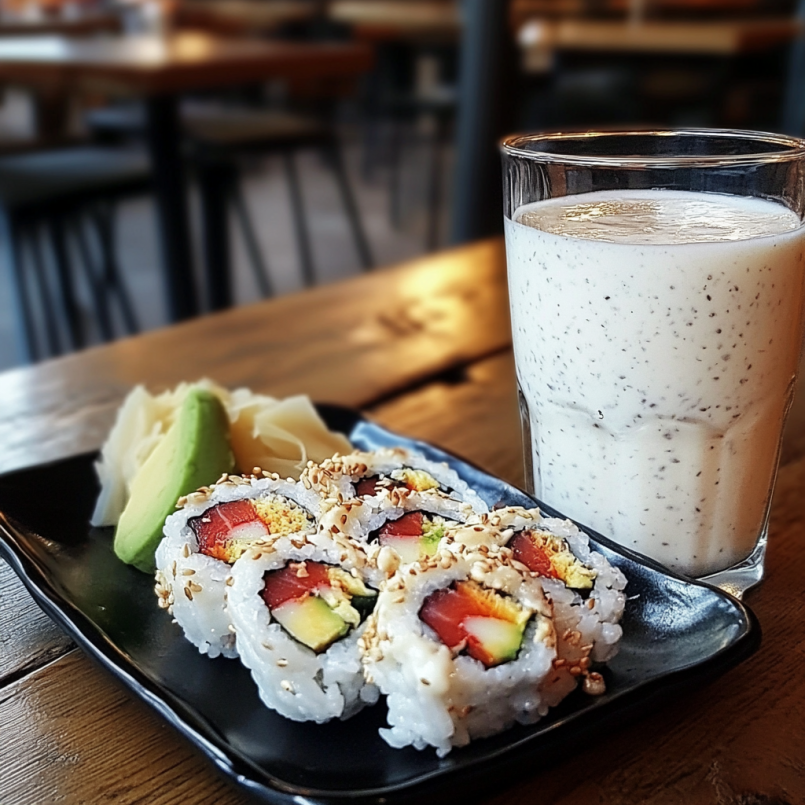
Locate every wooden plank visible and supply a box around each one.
[0,239,509,476]
[1,351,803,804]
[0,651,249,805]
[0,561,73,687]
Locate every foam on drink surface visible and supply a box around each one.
[505,189,805,576]
[517,191,802,244]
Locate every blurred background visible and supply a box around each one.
[0,0,802,370]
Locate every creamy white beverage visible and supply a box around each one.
[505,189,805,576]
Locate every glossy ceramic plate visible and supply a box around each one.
[0,404,760,805]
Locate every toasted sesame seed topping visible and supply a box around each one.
[583,672,606,696]
[181,568,195,576]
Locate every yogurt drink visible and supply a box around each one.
[504,189,805,576]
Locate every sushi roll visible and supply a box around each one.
[228,532,381,722]
[308,448,489,515]
[361,540,558,756]
[154,472,324,659]
[476,507,627,700]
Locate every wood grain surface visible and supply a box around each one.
[0,239,803,805]
[524,17,802,57]
[0,33,373,96]
[0,239,508,476]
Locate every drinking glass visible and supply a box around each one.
[500,129,805,597]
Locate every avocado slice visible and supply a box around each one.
[463,616,526,666]
[272,596,349,652]
[114,388,233,573]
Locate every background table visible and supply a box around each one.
[1,239,804,803]
[0,32,373,321]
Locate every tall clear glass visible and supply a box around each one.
[501,129,805,597]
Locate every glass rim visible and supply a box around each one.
[500,128,805,168]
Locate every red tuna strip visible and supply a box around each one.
[510,531,558,578]
[378,510,423,540]
[190,499,260,562]
[262,561,331,610]
[419,586,468,650]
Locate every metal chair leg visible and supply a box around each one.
[28,223,62,356]
[425,113,449,252]
[92,202,139,335]
[69,211,114,342]
[229,177,274,298]
[0,212,39,363]
[197,159,234,312]
[325,142,374,270]
[388,118,404,230]
[282,152,316,288]
[48,214,84,351]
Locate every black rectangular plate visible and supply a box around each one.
[0,404,760,805]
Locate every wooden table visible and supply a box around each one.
[1,238,804,804]
[0,32,373,321]
[329,1,461,43]
[518,16,803,64]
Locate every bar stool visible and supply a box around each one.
[0,146,152,363]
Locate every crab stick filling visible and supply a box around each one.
[188,497,313,563]
[510,529,596,590]
[262,561,376,653]
[419,580,531,668]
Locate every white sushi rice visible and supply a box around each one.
[155,475,323,659]
[310,448,489,514]
[362,544,557,756]
[228,535,381,722]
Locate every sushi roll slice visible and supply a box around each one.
[309,448,489,515]
[367,489,472,565]
[154,473,323,659]
[475,507,627,700]
[228,532,381,722]
[361,540,557,756]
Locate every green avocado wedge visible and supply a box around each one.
[114,388,234,573]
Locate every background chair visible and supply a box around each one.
[0,146,151,362]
